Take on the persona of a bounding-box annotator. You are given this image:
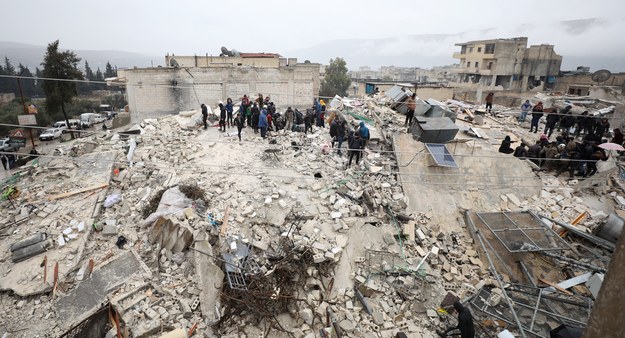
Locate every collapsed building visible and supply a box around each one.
[0,81,624,338]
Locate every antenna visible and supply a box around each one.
[591,69,612,83]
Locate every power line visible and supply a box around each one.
[0,122,615,164]
[0,148,610,187]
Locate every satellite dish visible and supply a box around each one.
[231,49,240,57]
[591,69,612,82]
[169,58,179,68]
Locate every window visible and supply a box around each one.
[475,62,479,68]
[478,47,482,53]
[467,62,471,67]
[485,44,495,54]
[469,47,474,53]
[488,62,493,70]
[460,46,466,54]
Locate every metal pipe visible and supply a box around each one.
[518,261,537,287]
[537,213,615,252]
[465,211,528,338]
[539,251,607,274]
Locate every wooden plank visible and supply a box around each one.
[48,183,109,200]
[539,278,573,296]
[220,206,231,236]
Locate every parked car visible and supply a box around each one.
[39,128,63,141]
[94,114,106,123]
[80,113,100,128]
[53,119,81,133]
[0,138,13,151]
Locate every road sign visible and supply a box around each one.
[9,129,25,138]
[8,137,26,148]
[18,114,37,126]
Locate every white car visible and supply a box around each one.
[39,128,63,141]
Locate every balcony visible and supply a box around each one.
[452,52,465,59]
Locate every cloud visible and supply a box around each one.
[560,18,606,35]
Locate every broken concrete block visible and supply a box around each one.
[278,199,288,209]
[330,211,342,219]
[426,309,438,318]
[102,224,117,236]
[178,299,192,318]
[300,308,313,325]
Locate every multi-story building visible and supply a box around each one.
[452,37,562,90]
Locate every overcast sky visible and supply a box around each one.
[2,0,624,70]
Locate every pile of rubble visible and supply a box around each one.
[0,89,624,338]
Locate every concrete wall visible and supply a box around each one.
[583,228,625,338]
[165,55,280,68]
[522,45,562,77]
[120,63,320,119]
[416,87,454,102]
[0,93,15,104]
[554,73,625,93]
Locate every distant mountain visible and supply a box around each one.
[0,41,159,71]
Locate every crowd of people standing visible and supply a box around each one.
[199,94,370,168]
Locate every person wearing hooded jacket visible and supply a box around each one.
[357,121,370,147]
[437,301,475,338]
[258,107,269,139]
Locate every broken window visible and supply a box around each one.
[475,62,479,68]
[485,43,495,54]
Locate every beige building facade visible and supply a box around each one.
[453,37,562,91]
[117,54,320,121]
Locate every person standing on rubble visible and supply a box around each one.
[437,301,475,338]
[225,98,234,128]
[543,107,561,138]
[218,102,227,132]
[284,107,294,132]
[357,121,370,147]
[304,108,314,134]
[241,95,249,119]
[259,106,269,139]
[347,131,364,167]
[234,112,245,142]
[251,103,260,134]
[335,119,347,155]
[201,103,208,130]
[519,100,532,122]
[529,101,544,133]
[485,92,494,115]
[405,93,417,129]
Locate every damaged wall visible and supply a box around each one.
[120,63,321,120]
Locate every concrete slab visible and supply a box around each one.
[56,250,151,331]
[194,235,224,324]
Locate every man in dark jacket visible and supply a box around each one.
[201,104,208,129]
[437,301,475,338]
[251,103,260,134]
[218,103,227,132]
[347,132,364,167]
[544,109,560,138]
